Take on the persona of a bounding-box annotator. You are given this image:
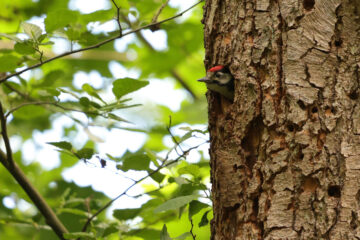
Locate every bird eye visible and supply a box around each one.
[215,72,223,77]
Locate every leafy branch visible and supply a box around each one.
[120,12,198,99]
[0,1,207,239]
[0,0,204,83]
[80,141,206,234]
[0,100,69,240]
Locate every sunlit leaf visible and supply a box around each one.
[47,141,73,151]
[58,208,90,217]
[0,55,20,72]
[112,78,149,99]
[160,224,172,240]
[107,113,130,123]
[113,208,141,220]
[45,9,79,32]
[63,232,95,240]
[14,41,35,54]
[121,151,151,171]
[174,232,191,240]
[178,165,200,178]
[0,33,22,42]
[154,195,198,213]
[125,228,161,239]
[22,22,42,40]
[13,105,47,119]
[82,83,105,103]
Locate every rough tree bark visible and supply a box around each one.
[203,0,360,239]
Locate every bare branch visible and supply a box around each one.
[0,150,69,239]
[111,0,123,36]
[190,218,197,240]
[0,101,13,168]
[0,0,204,83]
[152,0,170,24]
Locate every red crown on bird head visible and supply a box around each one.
[208,65,225,72]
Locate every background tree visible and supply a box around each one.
[0,0,212,239]
[203,0,360,239]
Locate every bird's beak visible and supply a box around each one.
[197,77,210,82]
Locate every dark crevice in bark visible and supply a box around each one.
[275,1,284,116]
[241,116,264,171]
[303,0,315,11]
[350,211,358,229]
[265,226,288,238]
[349,64,360,101]
[327,185,341,198]
[221,204,240,239]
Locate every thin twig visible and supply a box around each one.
[0,0,204,83]
[79,144,202,235]
[5,101,102,118]
[0,101,13,168]
[152,0,170,23]
[4,82,29,99]
[111,0,123,36]
[167,116,184,154]
[120,13,198,99]
[190,218,196,239]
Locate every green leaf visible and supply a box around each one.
[121,151,151,171]
[13,105,47,119]
[14,41,35,55]
[106,153,121,162]
[58,208,90,217]
[47,141,73,151]
[149,171,165,183]
[154,195,198,213]
[63,232,95,240]
[178,165,200,178]
[0,55,20,72]
[118,0,130,9]
[42,70,65,86]
[113,208,141,221]
[37,34,47,43]
[112,78,149,99]
[199,210,210,227]
[125,228,161,239]
[174,232,191,240]
[188,200,209,219]
[107,113,130,123]
[160,224,172,240]
[103,225,118,237]
[145,148,160,167]
[22,22,42,40]
[0,33,21,42]
[45,9,79,32]
[82,83,105,103]
[44,88,61,97]
[79,97,90,107]
[76,148,94,160]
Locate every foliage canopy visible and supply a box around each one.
[0,0,211,239]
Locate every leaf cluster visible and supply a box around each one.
[0,0,210,239]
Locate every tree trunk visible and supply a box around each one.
[203,0,360,239]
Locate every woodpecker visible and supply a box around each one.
[198,65,234,100]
